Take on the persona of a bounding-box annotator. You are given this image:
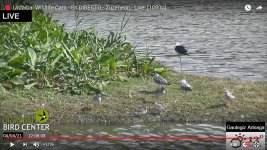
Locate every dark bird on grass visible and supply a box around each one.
[175,42,189,71]
[180,79,192,91]
[153,73,171,86]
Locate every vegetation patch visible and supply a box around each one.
[0,11,164,95]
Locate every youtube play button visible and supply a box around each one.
[10,142,15,147]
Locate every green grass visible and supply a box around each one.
[1,71,266,124]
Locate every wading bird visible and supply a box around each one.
[175,42,189,71]
[224,89,235,108]
[180,79,192,91]
[153,73,171,86]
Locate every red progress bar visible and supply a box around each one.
[4,137,260,141]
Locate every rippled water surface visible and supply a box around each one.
[33,0,267,81]
[48,123,225,150]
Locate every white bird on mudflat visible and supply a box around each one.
[180,79,192,91]
[153,73,171,86]
[93,94,102,104]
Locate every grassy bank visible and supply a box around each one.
[1,71,266,124]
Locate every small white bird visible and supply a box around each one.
[180,79,192,91]
[128,93,133,98]
[153,73,171,85]
[134,107,148,115]
[93,94,102,104]
[224,89,235,107]
[155,102,164,111]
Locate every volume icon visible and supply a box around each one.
[33,142,39,147]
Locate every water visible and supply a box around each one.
[51,123,225,149]
[32,0,267,81]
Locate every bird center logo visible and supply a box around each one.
[35,109,49,123]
